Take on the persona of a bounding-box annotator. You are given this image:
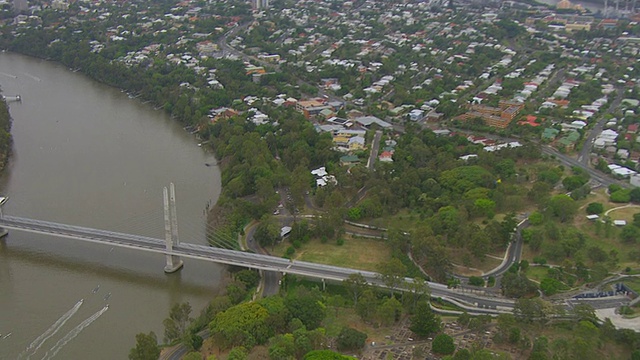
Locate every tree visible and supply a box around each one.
[129,332,161,360]
[528,211,544,225]
[468,276,485,287]
[228,346,249,360]
[377,258,407,291]
[185,332,204,351]
[547,195,577,222]
[268,333,295,360]
[183,352,203,360]
[285,288,326,330]
[343,273,368,306]
[336,327,367,351]
[404,277,430,313]
[501,272,537,298]
[586,202,604,215]
[620,225,640,244]
[409,301,441,337]
[610,189,631,203]
[164,302,193,343]
[356,289,378,321]
[254,216,281,248]
[539,278,563,296]
[562,175,588,191]
[209,302,270,349]
[474,198,496,218]
[513,298,552,324]
[453,349,471,360]
[377,296,402,326]
[432,334,455,355]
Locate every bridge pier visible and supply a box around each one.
[0,197,8,238]
[163,184,183,274]
[164,255,184,273]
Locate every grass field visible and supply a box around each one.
[526,266,550,283]
[623,277,640,294]
[604,205,640,222]
[275,235,391,272]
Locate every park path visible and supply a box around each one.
[604,204,640,217]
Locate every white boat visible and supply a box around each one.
[0,196,8,206]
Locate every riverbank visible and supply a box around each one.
[0,98,12,173]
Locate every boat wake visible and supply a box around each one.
[40,305,109,360]
[0,72,16,79]
[19,299,84,360]
[22,72,41,82]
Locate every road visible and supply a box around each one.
[577,86,626,165]
[245,221,281,297]
[541,146,631,188]
[481,219,527,279]
[367,130,383,169]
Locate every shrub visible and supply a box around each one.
[432,334,455,355]
[586,202,604,215]
[285,246,295,256]
[528,211,544,226]
[468,276,485,287]
[336,327,367,351]
[610,189,631,203]
[533,256,547,265]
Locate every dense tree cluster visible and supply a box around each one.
[0,99,12,171]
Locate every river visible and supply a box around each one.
[0,52,224,359]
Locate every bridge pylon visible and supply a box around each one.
[163,183,183,273]
[0,196,8,238]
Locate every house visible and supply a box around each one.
[311,166,328,177]
[319,108,335,119]
[409,109,424,121]
[348,136,366,151]
[354,116,392,129]
[557,131,580,151]
[519,115,541,127]
[379,151,394,162]
[542,128,560,141]
[340,155,360,166]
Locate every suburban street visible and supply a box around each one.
[577,86,626,165]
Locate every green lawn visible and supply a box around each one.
[623,278,640,294]
[275,236,391,272]
[526,266,550,283]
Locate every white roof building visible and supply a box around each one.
[311,167,328,177]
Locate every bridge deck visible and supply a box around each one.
[0,215,515,311]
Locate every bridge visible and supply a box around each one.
[0,185,516,313]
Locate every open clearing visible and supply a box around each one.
[276,235,391,272]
